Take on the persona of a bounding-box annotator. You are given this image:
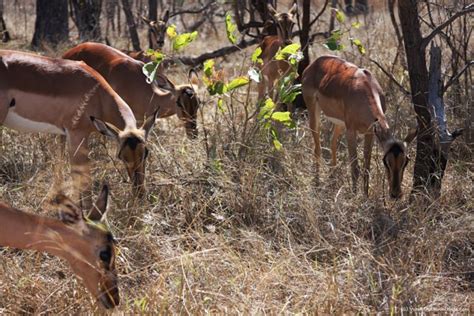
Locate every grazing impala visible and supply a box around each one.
[128,10,170,63]
[0,185,119,309]
[258,3,298,101]
[302,56,415,198]
[0,50,156,204]
[63,42,200,138]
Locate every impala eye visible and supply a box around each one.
[99,247,112,264]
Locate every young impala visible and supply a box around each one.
[128,10,170,63]
[258,3,298,102]
[302,56,415,198]
[0,50,157,205]
[63,42,200,138]
[0,185,119,309]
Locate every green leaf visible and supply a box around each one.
[251,47,263,64]
[217,98,225,112]
[335,9,345,23]
[351,21,361,29]
[248,67,261,83]
[273,138,282,151]
[225,76,249,91]
[350,38,366,55]
[208,81,226,96]
[172,31,198,51]
[145,49,165,62]
[166,24,177,39]
[258,98,276,120]
[275,43,301,60]
[142,61,159,84]
[225,12,238,44]
[203,59,214,77]
[271,111,295,128]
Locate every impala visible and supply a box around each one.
[0,50,156,205]
[128,10,170,63]
[0,185,119,309]
[63,42,200,138]
[257,3,298,102]
[302,55,415,198]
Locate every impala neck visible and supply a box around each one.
[0,204,82,260]
[97,84,138,130]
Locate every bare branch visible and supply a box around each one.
[443,60,473,92]
[421,4,474,51]
[309,0,329,28]
[369,58,411,96]
[178,38,260,67]
[170,0,215,17]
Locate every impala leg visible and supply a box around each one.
[68,134,92,210]
[363,133,374,197]
[50,135,67,194]
[331,125,344,166]
[346,129,360,193]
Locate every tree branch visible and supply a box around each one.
[369,58,410,96]
[309,0,329,28]
[178,38,260,67]
[421,4,474,51]
[443,60,473,93]
[170,0,215,17]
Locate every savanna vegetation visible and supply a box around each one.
[0,0,472,313]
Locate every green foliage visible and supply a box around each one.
[202,59,249,96]
[142,61,159,84]
[257,98,296,151]
[225,12,238,44]
[251,47,263,64]
[166,24,177,39]
[275,43,301,61]
[172,31,198,51]
[226,77,249,92]
[323,12,366,56]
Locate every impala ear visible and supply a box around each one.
[403,127,417,147]
[52,193,85,225]
[373,121,391,144]
[267,3,278,18]
[141,109,159,138]
[89,184,110,222]
[289,3,298,15]
[141,15,153,25]
[91,116,121,140]
[162,9,170,23]
[188,69,200,92]
[155,74,176,92]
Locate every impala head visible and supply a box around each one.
[142,9,170,49]
[375,123,416,199]
[51,184,118,309]
[267,3,298,44]
[155,73,200,139]
[91,115,157,197]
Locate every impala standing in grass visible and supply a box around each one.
[257,3,298,102]
[302,56,415,198]
[0,50,157,205]
[0,185,119,309]
[63,42,200,138]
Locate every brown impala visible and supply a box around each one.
[0,50,156,204]
[0,185,119,309]
[258,3,298,101]
[63,42,200,138]
[302,56,415,198]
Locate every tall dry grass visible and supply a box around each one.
[0,1,472,314]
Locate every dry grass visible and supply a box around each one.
[0,1,473,314]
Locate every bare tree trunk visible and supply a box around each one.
[32,0,69,49]
[121,0,141,51]
[0,0,10,42]
[105,0,117,38]
[148,0,157,21]
[293,0,311,110]
[69,0,102,41]
[398,0,465,197]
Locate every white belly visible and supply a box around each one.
[326,116,346,127]
[3,109,65,135]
